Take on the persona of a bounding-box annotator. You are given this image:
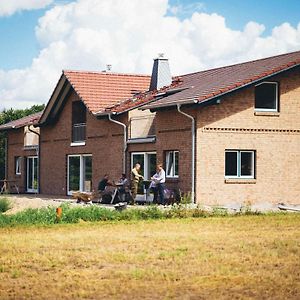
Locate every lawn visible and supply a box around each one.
[0,214,299,299]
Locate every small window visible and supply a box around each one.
[255,82,278,111]
[15,157,22,175]
[225,150,255,178]
[166,151,179,178]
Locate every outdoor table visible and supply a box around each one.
[143,180,152,203]
[110,183,124,204]
[0,179,20,194]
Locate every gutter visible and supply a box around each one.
[145,62,300,111]
[28,126,41,194]
[177,104,195,203]
[108,114,127,174]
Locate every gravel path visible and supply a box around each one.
[3,194,76,215]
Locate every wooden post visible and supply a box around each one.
[56,207,62,221]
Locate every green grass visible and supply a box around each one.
[0,203,265,227]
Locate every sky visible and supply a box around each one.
[0,0,300,110]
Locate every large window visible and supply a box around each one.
[131,152,156,180]
[68,154,92,195]
[225,150,255,179]
[166,151,179,178]
[255,82,278,111]
[15,157,22,175]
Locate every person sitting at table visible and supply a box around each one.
[98,174,114,192]
[118,173,129,202]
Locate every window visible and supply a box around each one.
[255,82,278,111]
[166,151,179,178]
[131,152,156,180]
[225,150,255,178]
[67,154,92,195]
[15,157,22,175]
[72,101,86,143]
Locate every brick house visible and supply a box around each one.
[1,50,300,205]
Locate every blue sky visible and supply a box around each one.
[1,0,300,71]
[0,0,300,109]
[169,0,300,31]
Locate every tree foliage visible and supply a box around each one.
[0,104,45,180]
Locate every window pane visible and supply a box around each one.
[132,154,144,176]
[147,154,157,180]
[83,156,92,192]
[166,152,174,176]
[33,158,38,189]
[174,151,179,176]
[241,152,254,177]
[255,83,277,110]
[225,152,238,176]
[16,157,21,174]
[27,159,33,189]
[69,156,80,191]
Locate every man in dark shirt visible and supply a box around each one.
[98,174,113,192]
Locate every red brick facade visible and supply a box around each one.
[3,66,300,205]
[6,129,38,193]
[40,90,126,195]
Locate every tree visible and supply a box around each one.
[0,104,45,180]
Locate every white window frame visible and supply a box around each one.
[67,154,92,195]
[166,151,179,178]
[15,157,22,175]
[26,156,38,193]
[225,150,255,179]
[131,152,156,180]
[254,81,278,112]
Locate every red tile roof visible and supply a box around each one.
[140,50,300,110]
[0,111,43,131]
[63,71,151,114]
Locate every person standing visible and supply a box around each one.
[151,163,166,204]
[131,163,144,204]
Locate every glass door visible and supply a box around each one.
[67,155,92,195]
[131,152,156,194]
[131,152,156,180]
[27,156,38,193]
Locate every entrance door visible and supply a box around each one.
[27,156,38,193]
[67,155,92,195]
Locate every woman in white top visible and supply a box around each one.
[150,163,166,204]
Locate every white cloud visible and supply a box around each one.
[0,0,53,17]
[1,0,300,110]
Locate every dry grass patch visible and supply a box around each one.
[0,215,299,299]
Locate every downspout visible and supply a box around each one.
[108,114,127,174]
[4,133,8,180]
[28,126,41,194]
[177,104,195,203]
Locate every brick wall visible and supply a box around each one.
[196,67,300,205]
[40,89,126,195]
[155,109,195,192]
[6,128,38,193]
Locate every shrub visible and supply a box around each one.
[180,193,192,205]
[0,198,12,213]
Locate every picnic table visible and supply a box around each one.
[0,179,20,194]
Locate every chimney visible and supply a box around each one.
[149,53,172,91]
